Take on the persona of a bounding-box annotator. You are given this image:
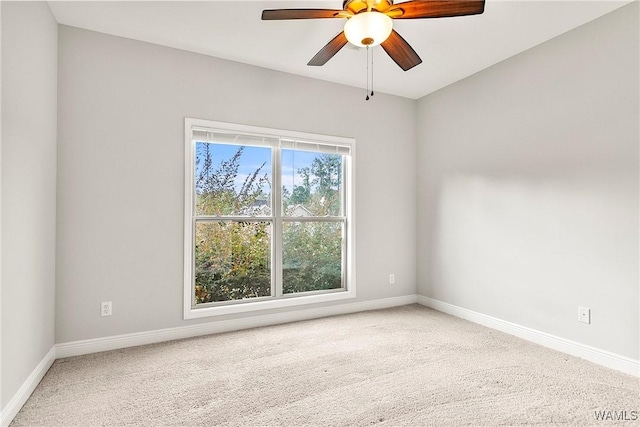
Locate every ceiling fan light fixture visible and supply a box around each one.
[343,11,393,47]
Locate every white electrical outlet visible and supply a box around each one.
[389,274,395,284]
[101,301,112,317]
[578,306,590,324]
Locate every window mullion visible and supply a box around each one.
[281,216,345,222]
[341,157,348,290]
[273,144,283,297]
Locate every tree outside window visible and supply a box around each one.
[193,142,345,305]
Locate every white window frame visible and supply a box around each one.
[184,118,356,319]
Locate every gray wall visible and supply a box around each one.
[417,3,639,359]
[1,2,58,409]
[56,26,417,343]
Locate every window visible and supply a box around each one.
[184,118,355,318]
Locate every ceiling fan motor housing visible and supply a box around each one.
[343,0,394,14]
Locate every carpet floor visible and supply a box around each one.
[10,305,639,426]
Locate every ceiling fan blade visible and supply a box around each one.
[388,0,485,19]
[381,30,422,71]
[262,9,346,20]
[308,32,349,66]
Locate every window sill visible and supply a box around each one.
[184,288,356,319]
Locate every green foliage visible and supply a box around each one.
[194,144,344,304]
[194,144,272,303]
[288,184,311,206]
[281,153,343,293]
[195,221,271,303]
[283,153,342,216]
[196,145,269,216]
[282,222,342,294]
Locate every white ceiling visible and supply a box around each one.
[48,1,630,99]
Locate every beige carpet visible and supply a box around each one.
[11,305,639,426]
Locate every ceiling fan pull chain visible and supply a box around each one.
[366,46,370,101]
[371,47,374,97]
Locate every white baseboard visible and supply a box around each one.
[417,295,639,377]
[0,346,56,427]
[57,294,418,358]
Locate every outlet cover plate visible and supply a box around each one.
[101,301,112,317]
[578,306,590,324]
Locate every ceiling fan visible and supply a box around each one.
[262,0,485,71]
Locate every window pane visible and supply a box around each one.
[282,150,342,217]
[195,142,272,216]
[282,221,343,294]
[195,221,271,303]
